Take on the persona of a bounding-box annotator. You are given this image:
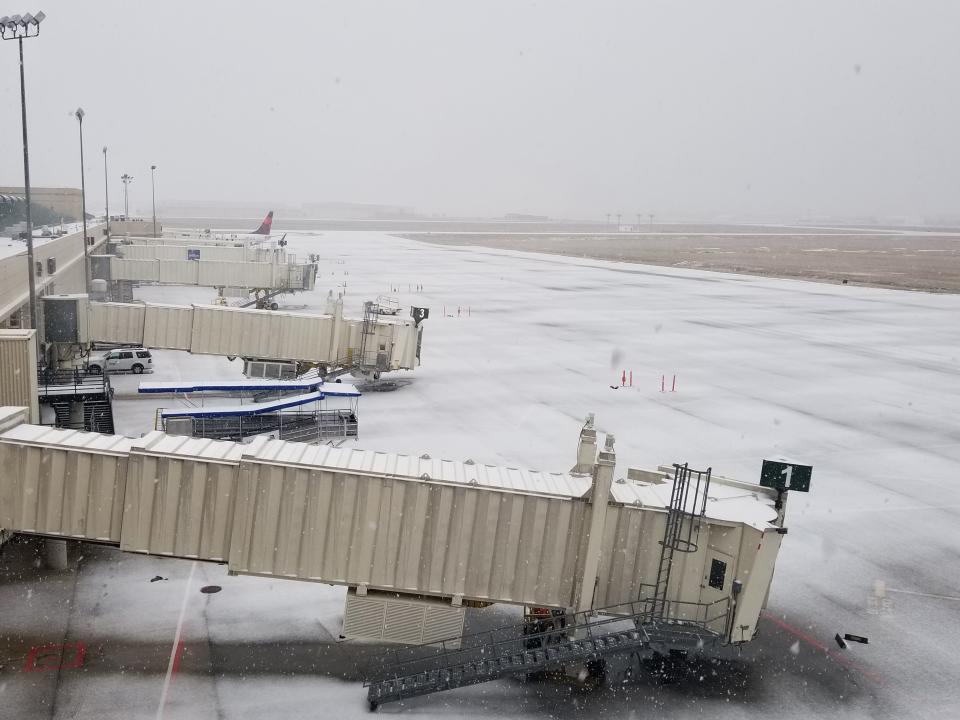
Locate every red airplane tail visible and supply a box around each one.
[252,211,273,235]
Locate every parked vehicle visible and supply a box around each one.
[87,348,153,374]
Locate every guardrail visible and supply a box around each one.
[365,594,732,686]
[36,366,112,399]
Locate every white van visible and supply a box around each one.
[88,348,153,375]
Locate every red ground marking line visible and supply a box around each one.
[171,640,185,676]
[761,611,884,685]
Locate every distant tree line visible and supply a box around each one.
[0,201,78,233]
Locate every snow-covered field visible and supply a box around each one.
[4,231,959,719]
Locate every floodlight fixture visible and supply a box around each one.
[0,10,45,39]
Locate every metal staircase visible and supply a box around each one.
[353,301,390,376]
[82,399,115,434]
[649,463,712,621]
[49,401,73,428]
[364,595,730,710]
[364,462,724,710]
[37,367,116,435]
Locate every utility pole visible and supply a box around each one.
[150,164,157,238]
[121,173,133,217]
[75,107,91,294]
[103,146,110,237]
[2,11,46,330]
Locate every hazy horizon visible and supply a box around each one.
[2,1,959,222]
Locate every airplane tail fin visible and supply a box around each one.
[252,211,274,235]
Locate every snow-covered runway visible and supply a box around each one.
[4,231,958,719]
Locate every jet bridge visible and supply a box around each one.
[40,293,423,377]
[112,239,290,263]
[89,250,317,304]
[0,408,791,669]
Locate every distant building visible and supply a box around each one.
[299,201,415,220]
[0,186,82,224]
[503,213,550,222]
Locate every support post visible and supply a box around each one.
[18,37,38,332]
[571,413,597,474]
[572,434,616,613]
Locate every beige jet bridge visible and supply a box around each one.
[89,246,317,307]
[0,408,790,657]
[41,293,423,377]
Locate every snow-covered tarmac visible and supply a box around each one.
[3,231,959,719]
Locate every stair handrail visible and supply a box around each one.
[364,594,730,686]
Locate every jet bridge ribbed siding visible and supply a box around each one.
[120,433,245,561]
[0,419,783,629]
[0,425,131,542]
[189,305,336,362]
[110,257,159,282]
[0,330,39,422]
[157,259,199,284]
[143,303,194,350]
[227,459,588,607]
[87,301,146,346]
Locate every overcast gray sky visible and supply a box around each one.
[2,0,959,220]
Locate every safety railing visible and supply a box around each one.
[159,408,358,443]
[364,594,732,686]
[37,366,111,399]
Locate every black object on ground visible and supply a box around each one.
[200,585,222,594]
[843,633,869,644]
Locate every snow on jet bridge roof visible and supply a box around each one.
[0,412,777,528]
[243,437,779,528]
[131,432,246,464]
[0,424,133,455]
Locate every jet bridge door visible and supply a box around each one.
[700,548,735,634]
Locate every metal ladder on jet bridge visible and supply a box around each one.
[364,596,728,710]
[649,463,712,621]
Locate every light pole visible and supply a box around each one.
[121,173,133,217]
[103,146,110,237]
[150,164,157,238]
[75,107,91,294]
[1,11,46,331]
[616,213,622,231]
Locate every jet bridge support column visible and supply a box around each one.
[572,413,597,474]
[572,434,616,614]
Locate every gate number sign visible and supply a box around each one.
[760,460,812,493]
